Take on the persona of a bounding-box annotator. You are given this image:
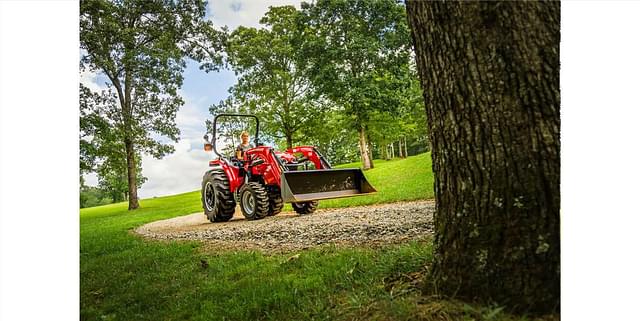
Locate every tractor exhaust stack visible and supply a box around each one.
[280,168,377,203]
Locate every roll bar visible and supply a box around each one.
[211,114,260,159]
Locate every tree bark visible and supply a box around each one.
[390,142,394,159]
[122,55,139,210]
[398,140,404,158]
[357,126,373,169]
[367,136,374,169]
[404,136,408,157]
[124,139,140,210]
[406,1,560,314]
[382,142,389,160]
[285,132,293,149]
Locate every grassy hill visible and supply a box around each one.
[324,152,434,207]
[81,152,434,215]
[80,153,543,321]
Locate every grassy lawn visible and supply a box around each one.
[80,153,549,321]
[280,152,434,211]
[322,152,434,208]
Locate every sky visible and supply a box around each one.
[82,0,303,198]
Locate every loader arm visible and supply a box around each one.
[280,146,376,203]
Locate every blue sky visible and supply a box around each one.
[82,0,302,198]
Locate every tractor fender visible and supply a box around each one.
[207,159,241,192]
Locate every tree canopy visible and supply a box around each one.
[225,5,323,149]
[299,0,413,169]
[81,0,430,208]
[208,0,425,167]
[80,0,223,209]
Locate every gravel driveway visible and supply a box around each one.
[135,200,435,252]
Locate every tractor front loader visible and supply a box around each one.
[201,114,376,222]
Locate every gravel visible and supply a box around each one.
[134,200,435,253]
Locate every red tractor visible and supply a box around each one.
[201,114,376,222]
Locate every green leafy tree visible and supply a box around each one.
[80,185,108,208]
[80,84,104,175]
[368,110,404,159]
[80,175,110,208]
[81,84,148,204]
[225,6,322,149]
[369,68,428,160]
[96,147,147,203]
[300,0,412,169]
[299,110,360,165]
[80,0,223,209]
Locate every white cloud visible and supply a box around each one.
[208,0,303,30]
[138,137,213,198]
[79,69,105,93]
[138,91,213,198]
[84,172,98,186]
[175,92,209,139]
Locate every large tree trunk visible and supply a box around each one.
[122,61,140,210]
[357,126,373,170]
[398,140,404,158]
[285,132,293,149]
[124,139,140,210]
[406,1,560,314]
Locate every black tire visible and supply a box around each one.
[238,182,270,220]
[292,201,318,215]
[201,169,236,223]
[267,187,284,216]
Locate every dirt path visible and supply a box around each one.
[135,200,435,252]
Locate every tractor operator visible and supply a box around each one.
[235,130,253,160]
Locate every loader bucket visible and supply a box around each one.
[280,168,377,203]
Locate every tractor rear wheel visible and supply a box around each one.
[239,182,270,220]
[267,187,284,216]
[201,169,236,223]
[292,201,318,215]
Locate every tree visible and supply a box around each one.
[366,62,428,161]
[299,110,360,165]
[225,6,322,149]
[406,1,560,314]
[80,185,107,209]
[96,148,147,203]
[80,0,223,209]
[80,84,104,175]
[81,83,148,204]
[80,176,109,208]
[301,0,412,169]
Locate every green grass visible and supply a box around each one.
[81,191,435,320]
[81,153,552,321]
[278,153,434,212]
[322,153,434,208]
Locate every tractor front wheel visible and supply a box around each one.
[267,187,284,216]
[239,182,270,220]
[292,201,318,215]
[201,169,236,223]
